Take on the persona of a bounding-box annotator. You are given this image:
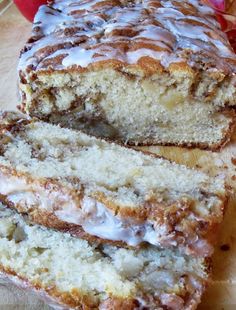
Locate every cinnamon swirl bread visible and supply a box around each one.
[0,202,210,310]
[18,0,236,149]
[0,112,227,257]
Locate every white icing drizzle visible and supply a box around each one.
[61,46,174,68]
[55,196,166,247]
[18,35,78,70]
[62,45,126,67]
[62,47,99,67]
[34,6,74,36]
[0,171,77,213]
[18,0,236,73]
[127,48,166,64]
[136,25,175,45]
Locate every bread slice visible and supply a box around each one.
[18,0,236,149]
[0,111,227,257]
[0,202,210,309]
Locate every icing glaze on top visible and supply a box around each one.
[18,0,236,73]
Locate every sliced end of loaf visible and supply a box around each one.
[19,69,236,149]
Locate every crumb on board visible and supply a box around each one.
[220,244,230,251]
[231,158,236,166]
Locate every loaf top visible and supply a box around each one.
[19,0,236,77]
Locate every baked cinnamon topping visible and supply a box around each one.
[19,0,235,73]
[18,1,236,148]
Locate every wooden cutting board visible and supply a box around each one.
[1,3,236,309]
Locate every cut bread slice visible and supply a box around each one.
[18,0,236,149]
[0,112,227,256]
[0,202,210,310]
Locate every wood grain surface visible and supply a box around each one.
[0,3,236,310]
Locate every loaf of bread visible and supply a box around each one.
[0,111,227,257]
[18,0,236,149]
[0,202,210,309]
